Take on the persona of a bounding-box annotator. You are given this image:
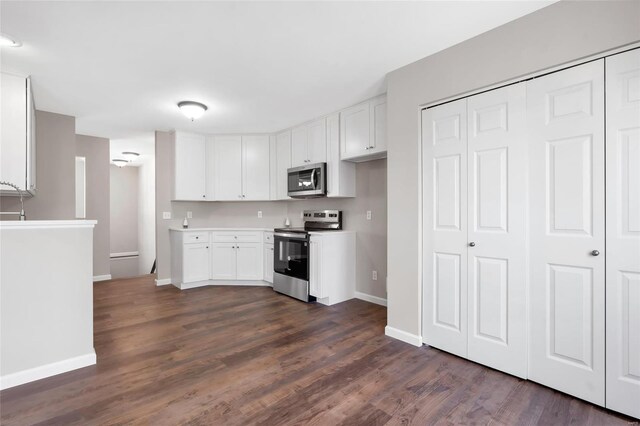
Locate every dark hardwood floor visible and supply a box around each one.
[0,275,635,425]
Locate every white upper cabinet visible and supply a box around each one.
[275,130,291,200]
[340,95,387,162]
[211,135,243,201]
[291,125,308,167]
[173,131,206,201]
[291,118,327,167]
[1,73,36,195]
[211,135,270,201]
[326,113,355,197]
[242,135,270,200]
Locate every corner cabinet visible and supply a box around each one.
[340,95,387,162]
[1,73,36,195]
[309,232,356,306]
[171,229,269,289]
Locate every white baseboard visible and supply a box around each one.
[93,274,112,282]
[385,325,423,347]
[173,280,272,290]
[155,278,171,286]
[0,350,97,390]
[354,291,387,307]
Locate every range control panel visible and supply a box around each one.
[303,210,342,230]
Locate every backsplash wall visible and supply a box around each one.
[155,130,387,300]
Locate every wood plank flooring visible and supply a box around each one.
[0,275,635,425]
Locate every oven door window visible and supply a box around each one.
[288,169,316,193]
[274,237,309,281]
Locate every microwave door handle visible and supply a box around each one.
[311,168,316,189]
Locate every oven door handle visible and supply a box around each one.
[275,232,308,240]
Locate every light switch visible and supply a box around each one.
[258,211,263,218]
[162,212,171,220]
[366,211,372,220]
[187,211,193,219]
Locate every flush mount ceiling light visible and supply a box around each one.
[112,159,128,168]
[178,101,208,121]
[0,33,22,48]
[122,151,140,162]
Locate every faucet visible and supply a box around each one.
[0,181,26,221]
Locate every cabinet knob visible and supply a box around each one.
[365,146,370,150]
[202,195,205,198]
[206,246,209,249]
[591,250,600,256]
[469,242,475,247]
[195,236,199,239]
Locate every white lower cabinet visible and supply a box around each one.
[210,243,237,280]
[309,232,356,306]
[264,244,274,284]
[170,230,268,288]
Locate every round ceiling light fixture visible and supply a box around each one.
[0,33,22,48]
[112,159,128,168]
[122,151,140,162]
[178,101,208,121]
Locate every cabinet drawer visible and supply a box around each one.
[264,232,274,243]
[183,232,209,244]
[212,231,261,243]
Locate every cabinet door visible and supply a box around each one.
[242,135,270,200]
[213,135,243,201]
[264,244,274,284]
[605,48,640,419]
[527,60,605,405]
[183,243,210,283]
[291,125,308,167]
[0,73,27,190]
[174,132,206,201]
[466,83,527,378]
[309,236,323,298]
[276,131,292,200]
[236,242,262,280]
[210,243,237,280]
[369,97,387,153]
[306,118,327,164]
[422,98,468,359]
[340,101,370,160]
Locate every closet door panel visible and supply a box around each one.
[527,60,605,405]
[467,83,527,378]
[422,98,468,358]
[605,48,640,419]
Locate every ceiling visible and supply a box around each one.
[1,1,554,147]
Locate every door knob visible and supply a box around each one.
[469,242,475,247]
[591,250,600,256]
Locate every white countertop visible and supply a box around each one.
[169,227,274,232]
[0,220,97,229]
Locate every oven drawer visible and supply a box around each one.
[183,232,209,244]
[212,231,262,243]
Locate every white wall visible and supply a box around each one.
[385,0,640,338]
[110,165,139,278]
[137,158,156,275]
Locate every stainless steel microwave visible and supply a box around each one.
[287,162,326,198]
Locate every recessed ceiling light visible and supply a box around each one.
[0,33,22,48]
[178,101,208,121]
[122,151,140,162]
[112,159,128,168]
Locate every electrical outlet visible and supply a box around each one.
[372,270,378,281]
[187,211,193,219]
[366,210,372,220]
[162,212,171,220]
[258,210,263,218]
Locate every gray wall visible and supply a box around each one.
[386,0,640,337]
[110,165,139,278]
[155,131,388,299]
[1,111,75,220]
[76,134,110,278]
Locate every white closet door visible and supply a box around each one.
[527,60,605,405]
[605,48,640,419]
[422,98,468,358]
[466,83,527,378]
